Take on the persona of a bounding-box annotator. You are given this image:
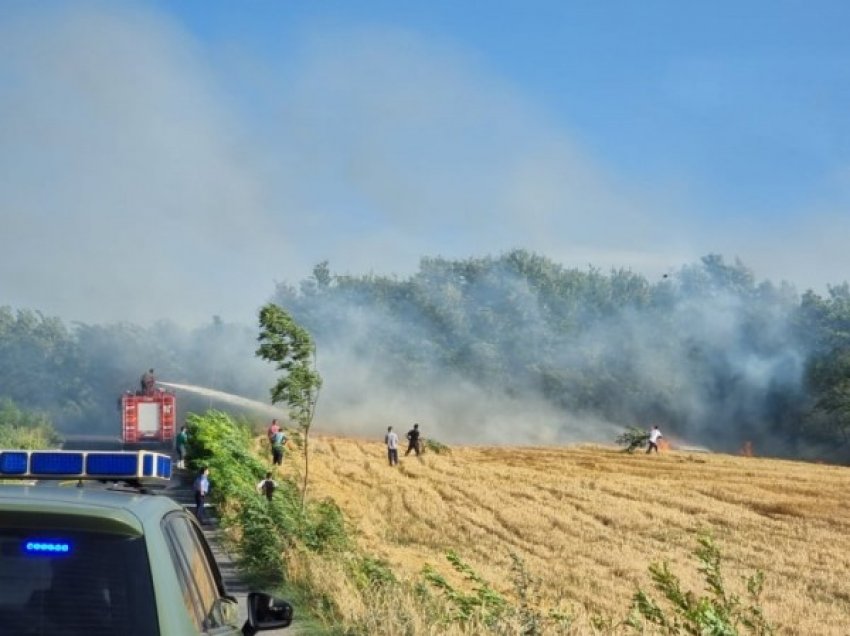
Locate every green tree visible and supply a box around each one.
[0,307,91,425]
[795,284,850,447]
[0,398,59,449]
[256,303,322,507]
[616,426,650,453]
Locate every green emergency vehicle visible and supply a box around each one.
[0,449,292,636]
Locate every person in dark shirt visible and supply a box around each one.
[175,426,189,469]
[405,423,421,457]
[256,472,277,502]
[140,368,155,395]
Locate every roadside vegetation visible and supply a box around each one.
[0,397,59,449]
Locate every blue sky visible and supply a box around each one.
[157,0,850,215]
[2,1,849,323]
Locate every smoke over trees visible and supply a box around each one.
[1,250,849,459]
[0,308,272,434]
[272,251,848,458]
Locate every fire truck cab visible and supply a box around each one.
[121,390,176,447]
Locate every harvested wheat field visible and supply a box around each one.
[303,436,850,634]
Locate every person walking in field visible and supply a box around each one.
[175,425,189,469]
[267,418,280,442]
[405,423,421,457]
[256,471,277,501]
[385,426,399,466]
[647,425,663,454]
[271,428,287,466]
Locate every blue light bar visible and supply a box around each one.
[142,453,154,477]
[157,455,172,478]
[0,450,171,482]
[0,452,28,475]
[31,452,84,475]
[86,453,138,476]
[24,540,71,555]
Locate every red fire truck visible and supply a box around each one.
[121,389,176,447]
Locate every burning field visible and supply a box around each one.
[299,437,850,634]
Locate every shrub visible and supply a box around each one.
[350,556,397,591]
[186,411,351,578]
[424,437,451,455]
[616,426,649,453]
[423,550,508,626]
[627,534,773,635]
[0,398,59,449]
[302,498,349,553]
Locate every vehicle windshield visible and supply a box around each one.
[0,527,158,636]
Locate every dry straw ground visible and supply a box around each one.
[298,436,850,634]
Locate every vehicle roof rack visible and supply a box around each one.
[0,450,172,484]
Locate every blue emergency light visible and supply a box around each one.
[24,540,71,555]
[0,450,172,482]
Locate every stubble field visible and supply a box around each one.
[302,435,850,634]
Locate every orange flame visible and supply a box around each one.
[658,438,671,452]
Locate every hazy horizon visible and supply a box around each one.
[2,1,849,326]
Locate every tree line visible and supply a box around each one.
[0,308,272,436]
[272,251,850,459]
[1,250,849,458]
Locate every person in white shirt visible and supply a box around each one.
[256,471,277,501]
[385,426,399,466]
[647,425,663,454]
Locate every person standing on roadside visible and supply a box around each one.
[405,423,421,457]
[647,425,663,454]
[175,425,189,469]
[271,428,287,466]
[385,426,399,466]
[193,467,210,524]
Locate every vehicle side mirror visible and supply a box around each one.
[244,592,293,632]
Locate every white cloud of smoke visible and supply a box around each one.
[314,334,623,446]
[286,256,806,450]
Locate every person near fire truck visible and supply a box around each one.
[140,368,156,395]
[176,426,189,469]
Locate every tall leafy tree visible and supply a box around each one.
[796,284,850,446]
[0,398,59,449]
[0,307,91,426]
[256,303,322,507]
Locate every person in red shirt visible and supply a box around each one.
[267,419,280,441]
